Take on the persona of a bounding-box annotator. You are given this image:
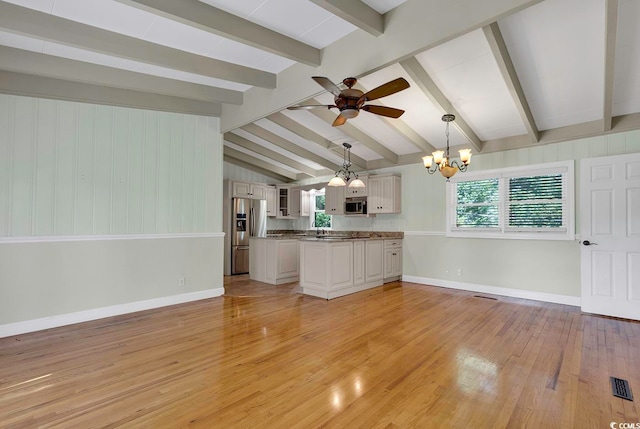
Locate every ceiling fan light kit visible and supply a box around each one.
[288,76,410,126]
[329,143,364,188]
[423,114,471,180]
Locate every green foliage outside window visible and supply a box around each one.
[456,179,499,227]
[313,194,331,228]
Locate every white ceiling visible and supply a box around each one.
[0,0,637,183]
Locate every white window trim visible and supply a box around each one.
[445,160,575,240]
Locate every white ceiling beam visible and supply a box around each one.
[223,147,298,181]
[483,23,539,143]
[221,0,543,131]
[224,133,318,178]
[0,2,276,89]
[0,71,221,116]
[223,155,292,183]
[308,0,384,37]
[602,0,619,131]
[481,113,640,153]
[241,123,343,172]
[265,112,368,169]
[0,46,243,105]
[306,99,398,163]
[117,0,321,67]
[400,57,483,152]
[267,112,335,149]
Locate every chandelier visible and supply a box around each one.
[422,114,471,180]
[328,143,365,187]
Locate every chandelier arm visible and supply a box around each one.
[425,164,439,175]
[449,160,468,171]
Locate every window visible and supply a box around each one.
[310,189,331,229]
[446,161,574,240]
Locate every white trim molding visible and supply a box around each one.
[402,275,581,307]
[0,232,225,244]
[403,231,446,236]
[0,287,224,338]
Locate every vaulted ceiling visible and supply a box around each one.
[1,0,638,183]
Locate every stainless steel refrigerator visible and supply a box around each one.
[231,198,267,274]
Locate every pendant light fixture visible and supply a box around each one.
[422,114,471,180]
[328,143,365,187]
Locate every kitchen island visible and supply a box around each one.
[299,234,400,299]
[249,236,302,285]
[250,231,403,297]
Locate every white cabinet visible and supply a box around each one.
[324,185,345,214]
[300,190,310,216]
[369,175,401,214]
[345,175,368,197]
[251,184,267,200]
[250,238,299,285]
[383,239,403,281]
[232,181,252,198]
[353,240,365,286]
[276,186,300,218]
[299,238,385,299]
[290,187,302,217]
[265,186,277,217]
[365,240,384,283]
[232,181,268,199]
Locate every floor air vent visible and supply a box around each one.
[611,377,633,401]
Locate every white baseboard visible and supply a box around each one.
[0,288,225,338]
[402,275,581,307]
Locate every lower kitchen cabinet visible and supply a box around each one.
[250,238,299,285]
[353,240,365,286]
[383,239,403,282]
[365,240,384,283]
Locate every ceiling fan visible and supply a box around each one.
[287,76,410,126]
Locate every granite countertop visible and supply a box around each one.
[256,230,404,241]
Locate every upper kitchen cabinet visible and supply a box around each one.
[276,186,303,218]
[345,175,368,197]
[368,175,401,214]
[300,190,310,217]
[325,185,345,215]
[232,181,268,199]
[265,186,277,217]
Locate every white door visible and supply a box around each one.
[580,152,640,320]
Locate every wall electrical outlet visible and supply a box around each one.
[179,277,186,287]
[457,269,463,277]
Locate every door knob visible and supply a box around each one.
[582,240,598,246]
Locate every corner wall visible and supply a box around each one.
[0,95,224,336]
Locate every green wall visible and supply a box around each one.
[0,95,224,330]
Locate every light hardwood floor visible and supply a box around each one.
[1,278,639,428]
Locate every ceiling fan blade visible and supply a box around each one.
[287,104,335,110]
[361,105,405,118]
[312,76,342,97]
[360,77,410,102]
[332,114,347,127]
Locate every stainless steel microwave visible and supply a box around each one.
[345,197,367,215]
